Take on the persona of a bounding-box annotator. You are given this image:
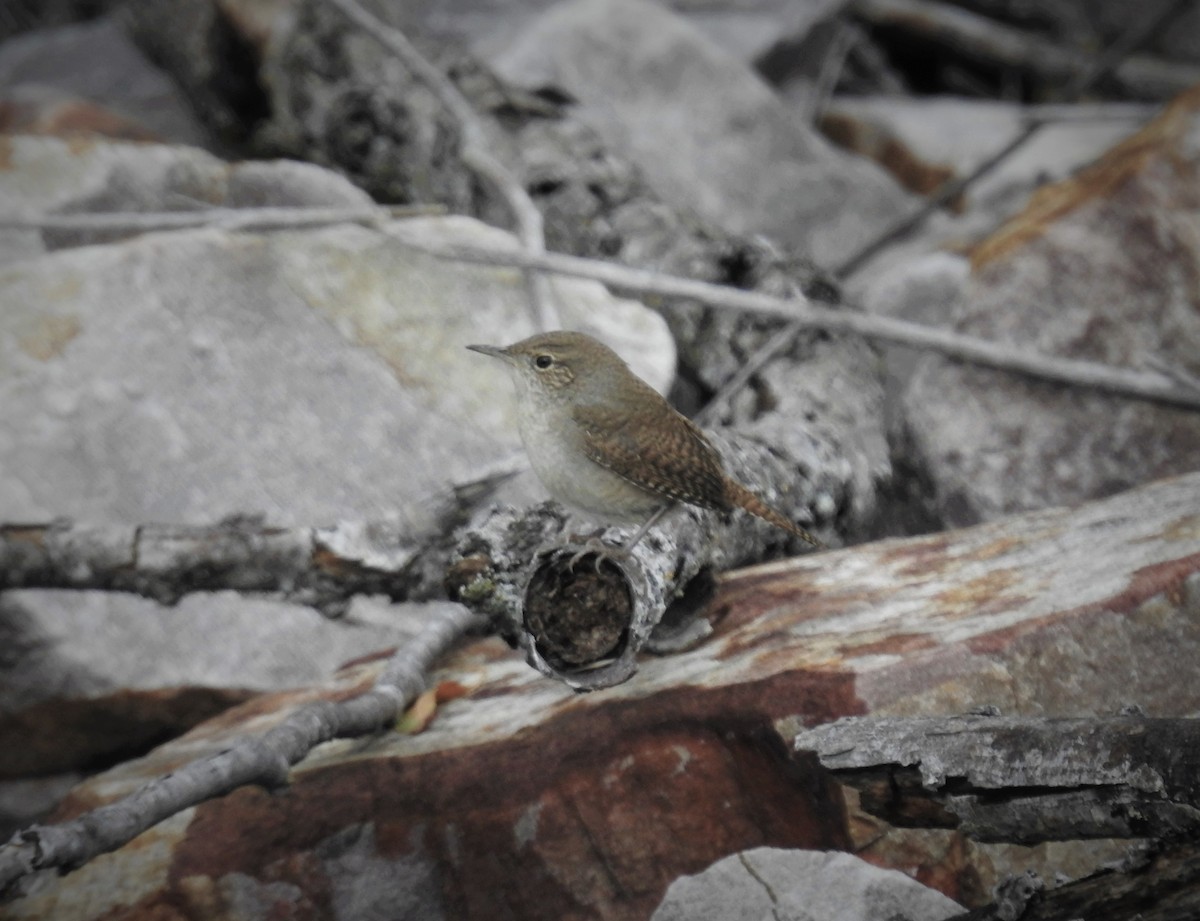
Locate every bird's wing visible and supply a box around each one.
[572,397,729,510]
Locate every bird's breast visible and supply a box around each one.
[515,398,660,522]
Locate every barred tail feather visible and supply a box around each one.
[724,479,824,549]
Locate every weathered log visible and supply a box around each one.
[0,518,426,615]
[794,714,1200,843]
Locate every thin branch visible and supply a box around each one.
[832,118,1042,279]
[0,204,435,234]
[385,232,1200,412]
[1059,0,1194,99]
[323,0,558,330]
[0,602,482,898]
[0,519,421,614]
[9,206,1197,410]
[695,318,807,426]
[803,20,856,125]
[1148,355,1200,394]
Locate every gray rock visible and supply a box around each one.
[651,847,963,921]
[0,591,439,714]
[0,135,374,263]
[0,137,672,528]
[0,774,82,842]
[0,16,214,148]
[487,0,913,265]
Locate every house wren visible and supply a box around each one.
[467,331,822,550]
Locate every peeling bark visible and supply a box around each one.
[794,714,1200,843]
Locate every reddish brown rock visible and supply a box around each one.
[6,472,1200,919]
[0,87,162,142]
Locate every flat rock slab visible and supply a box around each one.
[9,473,1200,919]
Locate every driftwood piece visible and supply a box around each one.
[445,429,828,690]
[797,713,1200,918]
[794,714,1200,843]
[0,519,429,615]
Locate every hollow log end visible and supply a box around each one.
[523,552,633,671]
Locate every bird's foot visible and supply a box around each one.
[555,535,628,574]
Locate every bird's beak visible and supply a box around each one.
[466,343,511,363]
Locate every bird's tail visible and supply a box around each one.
[724,479,824,549]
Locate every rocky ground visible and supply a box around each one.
[1,1,1199,919]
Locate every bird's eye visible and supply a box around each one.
[534,354,554,370]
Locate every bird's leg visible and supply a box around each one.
[619,505,670,552]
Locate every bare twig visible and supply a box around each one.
[0,602,482,898]
[1146,356,1200,396]
[695,318,807,426]
[0,204,434,234]
[1059,0,1195,99]
[832,118,1042,279]
[323,0,558,329]
[803,20,856,125]
[386,232,1200,412]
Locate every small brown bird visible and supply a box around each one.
[467,330,822,552]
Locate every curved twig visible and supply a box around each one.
[323,0,558,329]
[0,602,482,899]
